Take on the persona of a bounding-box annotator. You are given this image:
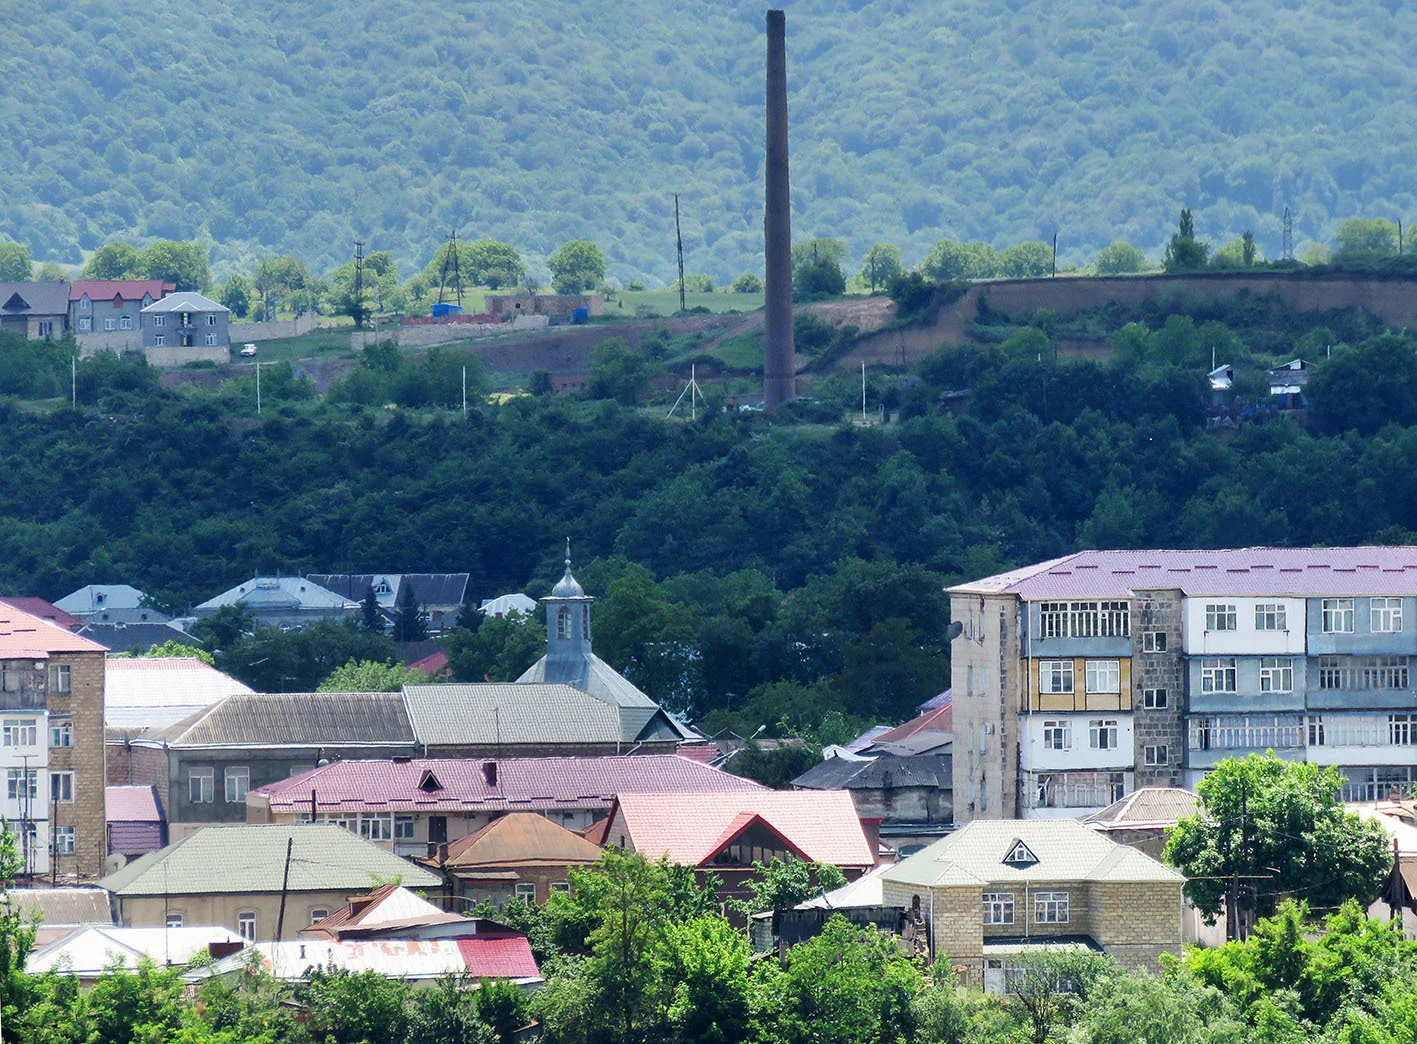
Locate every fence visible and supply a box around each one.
[229,313,318,342]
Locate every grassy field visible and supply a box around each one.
[608,289,763,317]
[229,328,356,364]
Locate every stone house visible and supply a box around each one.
[880,818,1185,990]
[0,281,68,339]
[69,279,173,354]
[421,812,606,907]
[192,576,358,630]
[139,291,230,365]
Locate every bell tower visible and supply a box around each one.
[541,540,593,680]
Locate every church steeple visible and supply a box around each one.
[542,540,592,672]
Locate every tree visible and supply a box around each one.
[999,240,1053,278]
[547,241,606,294]
[1336,217,1399,259]
[662,916,750,1044]
[189,604,257,652]
[919,238,999,280]
[360,584,384,633]
[466,239,526,289]
[1163,208,1209,272]
[318,658,430,692]
[443,611,544,683]
[0,823,36,1029]
[588,337,653,405]
[220,274,252,318]
[1093,240,1146,275]
[0,243,31,282]
[216,621,398,691]
[1242,228,1257,266]
[138,640,214,665]
[739,855,847,914]
[791,238,847,301]
[857,243,904,293]
[1164,753,1392,930]
[82,241,140,279]
[138,240,212,292]
[1307,333,1417,434]
[730,272,763,293]
[252,255,310,319]
[392,581,429,642]
[1004,950,1116,1044]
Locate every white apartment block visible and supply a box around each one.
[951,548,1417,822]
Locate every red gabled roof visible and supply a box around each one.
[0,598,84,631]
[408,649,450,677]
[456,936,540,979]
[0,604,107,656]
[439,812,605,869]
[610,790,873,869]
[69,280,174,303]
[873,703,952,744]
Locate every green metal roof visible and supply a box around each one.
[99,824,440,897]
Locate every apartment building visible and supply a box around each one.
[951,548,1417,822]
[0,604,108,879]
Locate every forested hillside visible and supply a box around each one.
[5,0,1417,283]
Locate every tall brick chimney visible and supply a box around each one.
[763,9,795,411]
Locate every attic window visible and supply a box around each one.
[418,769,443,793]
[1002,840,1039,868]
[375,580,392,595]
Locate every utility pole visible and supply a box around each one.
[274,836,294,943]
[1051,232,1058,277]
[353,240,366,329]
[674,194,687,314]
[255,360,261,415]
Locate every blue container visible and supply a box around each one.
[431,302,463,318]
[571,307,589,324]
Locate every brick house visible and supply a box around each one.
[0,282,68,339]
[880,818,1184,990]
[421,812,606,907]
[0,604,108,881]
[139,291,230,365]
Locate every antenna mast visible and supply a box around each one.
[666,363,703,421]
[674,194,686,314]
[436,231,463,307]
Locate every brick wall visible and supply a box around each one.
[1131,589,1185,788]
[51,650,106,880]
[1087,879,1183,972]
[106,742,169,806]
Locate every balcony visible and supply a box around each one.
[1028,771,1127,811]
[1188,716,1303,753]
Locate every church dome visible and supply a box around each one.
[551,566,585,599]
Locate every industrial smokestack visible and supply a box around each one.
[763,9,795,411]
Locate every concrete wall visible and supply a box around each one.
[350,314,549,352]
[950,593,1022,822]
[76,332,143,356]
[115,889,357,939]
[1131,590,1186,789]
[229,313,317,343]
[485,294,604,318]
[144,344,230,367]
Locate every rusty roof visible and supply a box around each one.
[438,813,605,870]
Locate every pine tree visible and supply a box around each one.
[360,584,384,634]
[392,582,429,642]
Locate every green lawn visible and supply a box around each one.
[608,289,763,317]
[231,329,358,364]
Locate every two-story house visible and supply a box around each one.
[0,604,108,880]
[0,282,68,340]
[69,279,173,353]
[139,292,230,364]
[952,548,1417,823]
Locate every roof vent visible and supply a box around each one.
[482,761,498,787]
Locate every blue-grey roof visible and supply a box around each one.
[55,584,147,614]
[516,653,696,741]
[194,577,356,613]
[0,281,70,316]
[139,291,228,313]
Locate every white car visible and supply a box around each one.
[240,343,258,357]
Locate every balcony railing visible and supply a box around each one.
[1189,719,1303,751]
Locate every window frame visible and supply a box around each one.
[50,770,74,803]
[154,334,165,346]
[394,815,415,840]
[1034,891,1070,924]
[53,826,76,856]
[166,913,184,928]
[514,882,537,902]
[120,315,133,330]
[1088,718,1118,750]
[1259,657,1294,693]
[1205,603,1238,631]
[49,664,71,694]
[1201,658,1238,693]
[1372,598,1404,634]
[190,767,215,804]
[2,718,36,747]
[5,769,36,801]
[49,718,73,748]
[1142,687,1167,709]
[1390,714,1417,746]
[1141,631,1167,653]
[1322,598,1355,634]
[224,766,250,804]
[237,912,257,942]
[1038,660,1074,695]
[1084,659,1120,694]
[1143,744,1169,766]
[983,892,1015,925]
[1041,720,1072,751]
[1254,603,1287,631]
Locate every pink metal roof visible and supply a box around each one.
[0,604,107,656]
[456,936,540,979]
[105,785,163,823]
[0,598,83,631]
[950,548,1417,599]
[254,754,765,814]
[611,790,874,869]
[69,280,173,302]
[873,703,952,744]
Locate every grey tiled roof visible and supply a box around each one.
[99,824,439,896]
[159,692,415,748]
[0,281,69,315]
[791,753,951,791]
[1084,787,1200,828]
[403,683,627,747]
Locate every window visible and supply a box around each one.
[360,815,392,841]
[2,719,36,747]
[205,332,216,345]
[1373,598,1404,633]
[428,816,448,843]
[1085,660,1120,693]
[104,317,116,331]
[154,334,165,346]
[1143,688,1167,709]
[1322,598,1355,633]
[310,908,329,922]
[5,769,36,801]
[556,606,571,640]
[1034,891,1069,924]
[120,315,132,330]
[38,320,53,337]
[550,882,571,895]
[1255,603,1287,630]
[1308,715,1326,747]
[1039,603,1067,639]
[1039,660,1074,694]
[1142,631,1166,653]
[1042,720,1071,750]
[514,882,538,902]
[50,771,74,803]
[1319,656,1409,690]
[78,317,91,332]
[1259,657,1294,693]
[1205,604,1237,631]
[394,815,415,840]
[1201,658,1237,693]
[80,298,91,312]
[49,718,72,748]
[190,767,214,803]
[207,313,217,325]
[237,912,256,942]
[1391,715,1417,746]
[1089,719,1118,750]
[1039,601,1128,638]
[49,665,70,694]
[0,664,21,693]
[983,892,1015,925]
[53,827,75,855]
[152,314,164,326]
[224,766,250,803]
[1144,745,1169,766]
[1099,601,1129,637]
[166,913,184,928]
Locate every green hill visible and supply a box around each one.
[5,0,1417,283]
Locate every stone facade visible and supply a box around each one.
[1131,589,1185,789]
[115,889,360,939]
[53,649,107,881]
[950,593,1021,820]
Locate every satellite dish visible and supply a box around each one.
[946,621,964,641]
[104,853,127,873]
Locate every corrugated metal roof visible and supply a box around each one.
[0,604,108,655]
[882,819,1185,888]
[9,888,112,926]
[403,683,627,746]
[99,824,441,896]
[195,576,355,612]
[106,785,164,823]
[255,753,764,814]
[54,585,146,614]
[161,692,414,748]
[872,704,952,744]
[441,813,605,869]
[0,598,84,630]
[515,654,697,741]
[69,279,173,302]
[0,281,69,315]
[79,623,190,655]
[308,574,470,609]
[28,925,245,976]
[613,790,874,869]
[950,547,1417,599]
[1084,787,1200,829]
[191,936,539,982]
[791,753,951,792]
[139,291,228,314]
[106,657,251,712]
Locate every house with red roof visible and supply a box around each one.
[246,753,765,856]
[0,598,84,632]
[69,279,173,353]
[600,790,876,901]
[421,812,606,907]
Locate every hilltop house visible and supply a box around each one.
[140,291,230,364]
[193,576,359,630]
[54,585,150,620]
[70,279,173,353]
[0,281,67,339]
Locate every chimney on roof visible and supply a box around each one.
[482,761,498,787]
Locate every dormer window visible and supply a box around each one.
[374,579,392,595]
[1002,840,1039,869]
[418,769,443,793]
